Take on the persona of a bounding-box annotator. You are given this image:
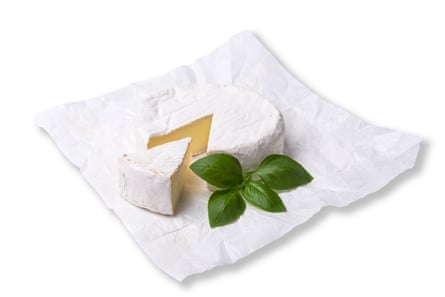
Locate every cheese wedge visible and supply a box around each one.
[118,138,192,215]
[136,84,285,170]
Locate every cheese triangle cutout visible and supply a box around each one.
[147,114,213,156]
[118,138,192,215]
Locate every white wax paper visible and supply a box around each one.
[35,31,421,281]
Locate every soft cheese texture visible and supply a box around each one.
[118,138,192,215]
[137,84,285,170]
[147,114,213,155]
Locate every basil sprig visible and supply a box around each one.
[190,154,313,228]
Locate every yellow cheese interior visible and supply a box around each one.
[147,114,213,155]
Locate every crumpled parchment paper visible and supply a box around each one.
[35,31,422,281]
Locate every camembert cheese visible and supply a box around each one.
[137,84,285,170]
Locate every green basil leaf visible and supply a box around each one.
[254,154,313,190]
[208,189,246,228]
[190,154,243,188]
[242,181,286,212]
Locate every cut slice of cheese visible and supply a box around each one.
[118,138,192,215]
[136,84,285,170]
[147,114,212,155]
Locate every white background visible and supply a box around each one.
[1,1,443,296]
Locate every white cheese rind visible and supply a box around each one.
[118,138,191,215]
[136,84,285,170]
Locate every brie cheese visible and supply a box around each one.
[137,84,285,170]
[118,138,192,215]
